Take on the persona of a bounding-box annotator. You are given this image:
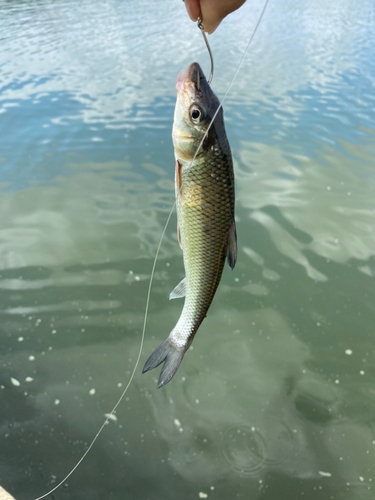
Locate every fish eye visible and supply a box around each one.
[190,105,205,124]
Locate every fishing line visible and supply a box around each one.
[33,1,269,498]
[33,214,173,500]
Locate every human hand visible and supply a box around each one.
[183,0,246,34]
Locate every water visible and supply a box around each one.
[0,0,374,498]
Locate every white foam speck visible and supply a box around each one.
[360,370,365,375]
[54,399,60,405]
[199,493,208,499]
[335,379,340,384]
[29,355,35,361]
[174,419,181,428]
[135,275,140,281]
[105,413,118,422]
[18,337,24,342]
[345,349,353,355]
[11,378,20,386]
[25,377,33,382]
[89,388,96,395]
[91,137,103,142]
[319,471,332,477]
[359,476,364,482]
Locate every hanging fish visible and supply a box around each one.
[143,62,237,388]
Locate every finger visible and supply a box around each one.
[201,0,247,34]
[183,0,201,22]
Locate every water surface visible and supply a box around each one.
[0,0,375,499]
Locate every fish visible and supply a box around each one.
[142,62,237,388]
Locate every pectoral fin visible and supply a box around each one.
[175,159,183,248]
[169,277,186,300]
[227,219,237,270]
[175,159,182,199]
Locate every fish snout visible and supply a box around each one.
[176,63,206,94]
[176,70,185,93]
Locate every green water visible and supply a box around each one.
[1,0,375,499]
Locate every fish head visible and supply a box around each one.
[172,62,222,161]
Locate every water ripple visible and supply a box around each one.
[221,418,296,476]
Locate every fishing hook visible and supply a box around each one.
[197,17,214,84]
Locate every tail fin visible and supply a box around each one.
[142,338,186,388]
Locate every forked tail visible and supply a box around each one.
[142,337,186,388]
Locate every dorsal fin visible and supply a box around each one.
[227,219,237,270]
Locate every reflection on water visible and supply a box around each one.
[0,0,375,499]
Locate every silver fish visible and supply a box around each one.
[143,63,236,388]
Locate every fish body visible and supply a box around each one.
[143,63,236,388]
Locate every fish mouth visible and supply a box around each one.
[176,63,206,93]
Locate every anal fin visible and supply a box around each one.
[169,277,186,300]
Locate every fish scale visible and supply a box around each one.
[175,149,235,344]
[143,63,236,388]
